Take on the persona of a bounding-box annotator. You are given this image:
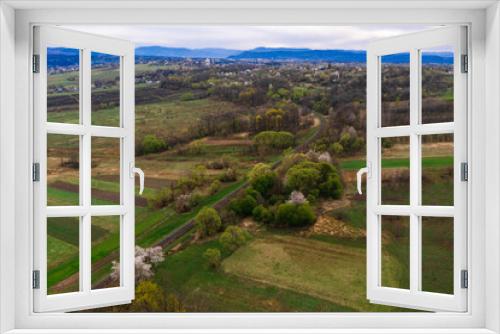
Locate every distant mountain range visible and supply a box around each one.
[135,46,240,59]
[47,46,453,67]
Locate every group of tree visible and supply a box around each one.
[194,206,251,270]
[147,165,231,213]
[253,131,295,155]
[228,152,343,228]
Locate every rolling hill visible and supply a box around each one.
[47,46,454,68]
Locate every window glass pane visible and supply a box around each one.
[421,134,454,206]
[421,217,454,294]
[47,47,80,124]
[47,217,80,295]
[381,137,410,205]
[47,134,80,206]
[91,52,121,127]
[91,137,121,205]
[421,47,454,124]
[381,53,410,127]
[91,216,121,290]
[381,215,410,289]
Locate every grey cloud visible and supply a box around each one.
[65,25,437,50]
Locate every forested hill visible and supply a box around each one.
[229,48,367,62]
[229,47,453,64]
[47,46,454,68]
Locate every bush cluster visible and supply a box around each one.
[254,131,295,153]
[329,127,364,156]
[275,202,316,227]
[285,161,343,200]
[219,168,238,182]
[229,193,257,217]
[175,192,201,213]
[140,134,168,155]
[146,188,174,209]
[195,207,222,238]
[219,226,251,253]
[227,153,343,228]
[203,248,221,269]
[252,205,274,224]
[248,163,279,198]
[147,164,220,211]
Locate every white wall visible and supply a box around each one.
[485,2,500,333]
[0,2,16,333]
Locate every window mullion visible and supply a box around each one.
[81,48,92,293]
[409,48,421,293]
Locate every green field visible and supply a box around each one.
[222,233,396,311]
[154,238,357,312]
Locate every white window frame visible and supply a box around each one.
[32,26,136,312]
[366,26,468,312]
[1,1,499,333]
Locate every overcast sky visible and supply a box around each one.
[66,25,437,50]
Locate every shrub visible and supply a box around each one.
[245,187,261,200]
[382,138,393,149]
[195,207,222,237]
[219,207,239,226]
[186,140,205,155]
[254,131,295,153]
[180,92,195,101]
[330,142,343,155]
[248,163,278,197]
[275,203,316,227]
[208,180,222,195]
[165,293,186,312]
[306,193,317,203]
[142,134,167,155]
[203,248,221,269]
[277,152,307,175]
[129,281,166,312]
[319,173,343,199]
[268,194,286,205]
[175,193,199,213]
[219,226,250,252]
[61,154,79,169]
[229,195,257,217]
[315,99,331,115]
[189,165,208,186]
[291,86,307,103]
[219,168,237,182]
[147,188,174,209]
[206,155,232,170]
[284,161,343,199]
[252,205,274,224]
[285,163,321,195]
[175,176,197,194]
[338,127,364,154]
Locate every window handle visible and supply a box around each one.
[356,162,371,195]
[130,163,145,195]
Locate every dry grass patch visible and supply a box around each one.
[222,234,396,311]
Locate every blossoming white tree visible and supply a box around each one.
[289,190,307,204]
[111,246,165,282]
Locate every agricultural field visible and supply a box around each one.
[45,55,454,312]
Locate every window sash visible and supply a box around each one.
[366,26,468,312]
[32,26,136,313]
